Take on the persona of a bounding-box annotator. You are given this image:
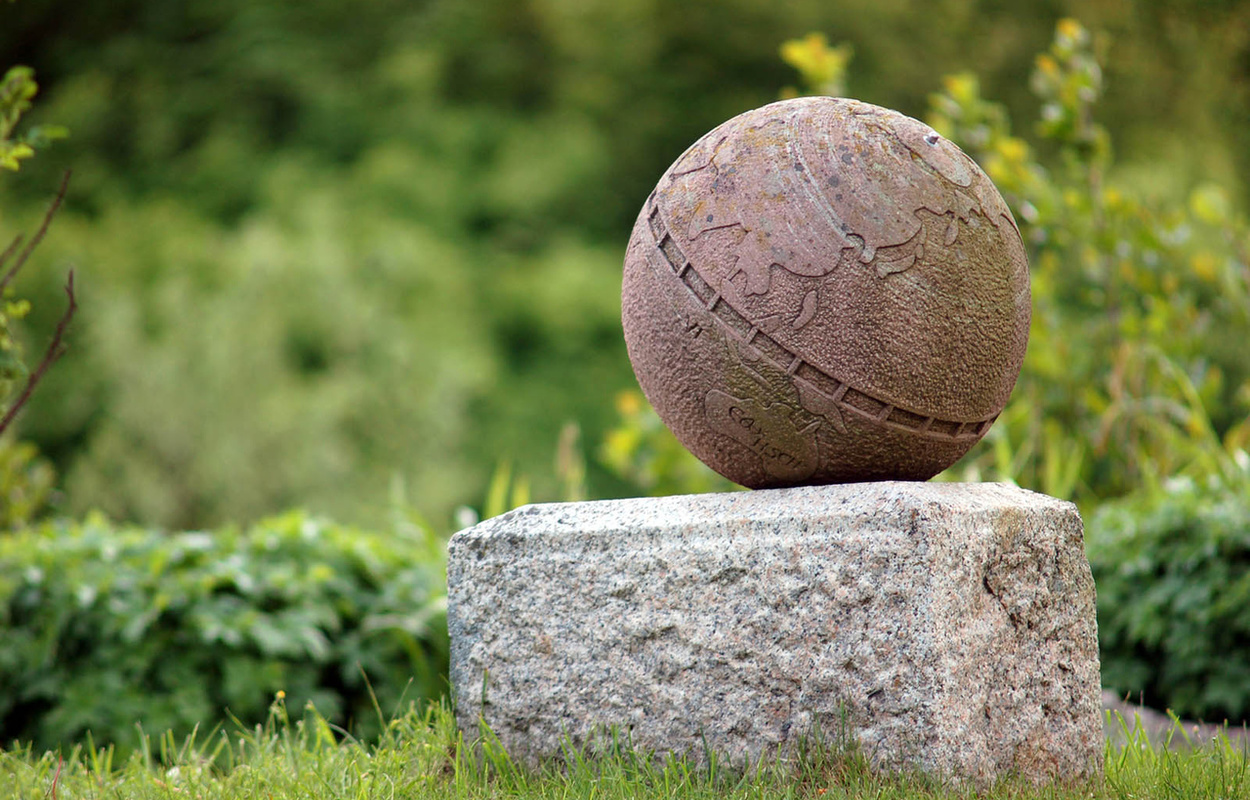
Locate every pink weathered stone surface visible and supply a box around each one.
[622,97,1031,488]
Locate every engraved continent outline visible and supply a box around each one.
[645,200,998,451]
[666,101,1023,302]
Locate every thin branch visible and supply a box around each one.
[0,269,77,437]
[0,233,22,273]
[0,169,70,293]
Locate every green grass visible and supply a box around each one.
[2,697,1248,799]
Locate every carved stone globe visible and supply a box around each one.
[621,97,1031,488]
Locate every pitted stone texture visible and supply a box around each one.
[448,482,1101,788]
[622,97,1031,488]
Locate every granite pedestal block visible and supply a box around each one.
[447,482,1102,787]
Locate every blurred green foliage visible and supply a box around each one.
[779,33,853,99]
[0,66,39,173]
[599,390,735,498]
[0,66,66,172]
[3,0,1249,528]
[0,438,53,528]
[0,509,448,754]
[930,21,1250,504]
[0,60,69,528]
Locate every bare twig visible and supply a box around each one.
[0,169,69,293]
[0,233,22,273]
[0,269,76,437]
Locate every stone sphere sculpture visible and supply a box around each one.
[621,97,1031,488]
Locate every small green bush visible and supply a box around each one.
[1089,469,1250,723]
[0,510,449,754]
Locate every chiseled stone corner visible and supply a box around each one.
[447,482,1102,787]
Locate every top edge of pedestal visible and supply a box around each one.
[451,481,1077,543]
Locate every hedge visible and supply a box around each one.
[0,510,448,753]
[1090,475,1250,723]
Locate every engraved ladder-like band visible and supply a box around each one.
[646,201,996,443]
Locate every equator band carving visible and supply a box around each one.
[647,200,995,443]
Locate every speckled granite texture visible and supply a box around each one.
[447,482,1102,787]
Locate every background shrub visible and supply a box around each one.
[4,1,1250,529]
[1090,469,1250,723]
[0,510,448,754]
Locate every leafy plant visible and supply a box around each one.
[1,62,71,527]
[0,172,73,439]
[0,510,449,754]
[927,20,1250,503]
[0,436,54,528]
[1090,468,1250,722]
[779,33,852,99]
[0,67,66,172]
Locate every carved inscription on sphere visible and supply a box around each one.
[621,97,1031,488]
